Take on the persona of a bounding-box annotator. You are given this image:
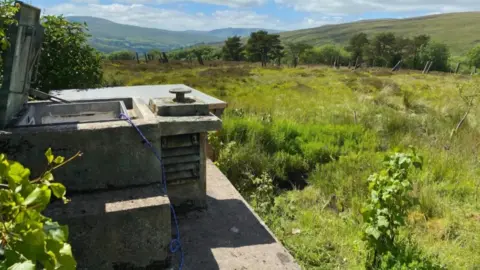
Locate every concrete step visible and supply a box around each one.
[44,185,171,270]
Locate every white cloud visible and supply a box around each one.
[274,0,480,15]
[44,3,291,31]
[300,16,343,28]
[115,0,266,7]
[70,0,100,3]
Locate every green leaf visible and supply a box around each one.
[23,186,51,211]
[7,162,29,187]
[7,261,36,270]
[53,156,65,164]
[13,229,44,260]
[44,221,68,243]
[45,148,54,164]
[50,183,66,199]
[39,250,57,270]
[377,215,389,228]
[43,172,54,182]
[365,226,381,240]
[57,243,77,269]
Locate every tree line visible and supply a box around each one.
[106,30,480,74]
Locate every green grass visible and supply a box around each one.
[280,12,480,56]
[104,61,480,269]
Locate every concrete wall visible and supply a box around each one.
[0,122,164,192]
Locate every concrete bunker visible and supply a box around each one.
[0,2,223,268]
[0,2,300,270]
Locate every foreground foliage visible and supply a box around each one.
[0,149,80,269]
[362,149,443,269]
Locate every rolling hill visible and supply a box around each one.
[67,16,279,53]
[280,12,480,56]
[69,12,480,55]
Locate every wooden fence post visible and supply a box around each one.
[455,63,461,74]
[144,52,149,63]
[392,60,402,72]
[425,61,433,74]
[422,61,430,74]
[162,52,169,63]
[135,52,140,64]
[196,53,204,65]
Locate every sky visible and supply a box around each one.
[28,0,480,31]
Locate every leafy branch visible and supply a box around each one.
[0,148,81,269]
[361,147,423,269]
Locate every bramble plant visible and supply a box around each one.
[0,149,82,269]
[361,148,423,268]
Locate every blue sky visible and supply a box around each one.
[29,0,480,31]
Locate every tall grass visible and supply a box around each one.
[104,61,480,269]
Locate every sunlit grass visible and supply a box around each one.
[104,61,480,269]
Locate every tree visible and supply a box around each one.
[107,50,136,60]
[411,34,430,69]
[368,32,397,67]
[245,31,283,67]
[147,49,163,60]
[0,0,18,50]
[0,0,19,77]
[467,45,480,68]
[222,36,244,61]
[419,42,450,72]
[285,42,312,67]
[346,32,369,63]
[33,16,103,92]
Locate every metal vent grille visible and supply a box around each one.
[161,133,200,184]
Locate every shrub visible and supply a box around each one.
[0,149,81,269]
[418,42,450,72]
[107,50,136,61]
[0,0,19,81]
[34,16,103,92]
[361,148,442,269]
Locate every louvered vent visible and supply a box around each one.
[161,133,201,185]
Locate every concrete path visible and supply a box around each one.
[173,160,301,270]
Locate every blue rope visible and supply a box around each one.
[120,113,184,270]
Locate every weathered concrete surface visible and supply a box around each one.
[15,100,128,126]
[158,115,222,136]
[150,97,210,117]
[0,2,42,128]
[50,85,227,111]
[45,185,171,270]
[173,160,301,270]
[0,122,164,192]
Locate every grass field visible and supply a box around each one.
[104,61,480,269]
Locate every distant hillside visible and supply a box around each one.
[280,12,480,55]
[68,16,222,53]
[67,16,280,53]
[206,28,281,38]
